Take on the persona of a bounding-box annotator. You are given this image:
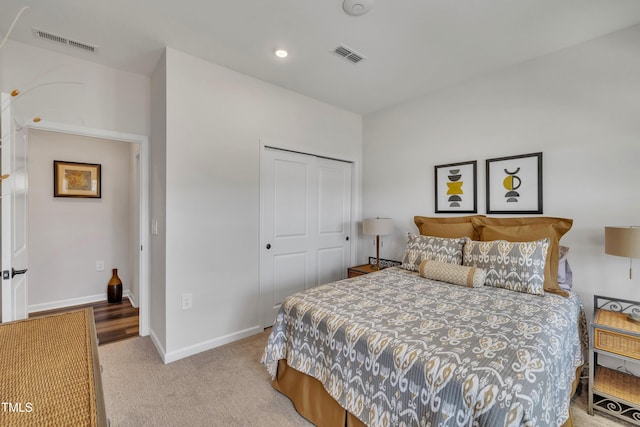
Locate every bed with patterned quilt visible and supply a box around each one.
[262,215,587,427]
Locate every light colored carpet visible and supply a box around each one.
[99,330,632,426]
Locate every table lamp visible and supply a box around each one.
[605,226,640,280]
[363,218,394,270]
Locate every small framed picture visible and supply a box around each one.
[434,160,477,213]
[54,161,101,198]
[486,152,542,214]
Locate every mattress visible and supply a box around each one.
[262,267,587,427]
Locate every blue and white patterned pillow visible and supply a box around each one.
[462,238,550,296]
[401,234,465,271]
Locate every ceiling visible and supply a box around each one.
[2,0,640,114]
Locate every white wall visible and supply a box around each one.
[129,143,141,306]
[155,48,362,361]
[2,40,149,135]
[0,41,4,94]
[28,129,133,311]
[362,24,640,319]
[149,51,167,351]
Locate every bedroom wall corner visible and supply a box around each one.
[149,49,168,354]
[161,47,362,360]
[361,23,640,320]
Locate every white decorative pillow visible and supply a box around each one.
[419,260,487,288]
[462,238,550,296]
[401,234,465,271]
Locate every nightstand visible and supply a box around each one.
[348,258,402,278]
[589,295,640,425]
[347,263,379,277]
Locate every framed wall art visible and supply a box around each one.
[434,160,477,213]
[54,160,101,198]
[486,152,542,214]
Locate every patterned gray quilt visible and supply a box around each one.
[262,267,587,427]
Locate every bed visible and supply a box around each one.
[262,215,587,427]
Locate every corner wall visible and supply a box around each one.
[149,51,167,353]
[161,48,362,361]
[362,24,640,318]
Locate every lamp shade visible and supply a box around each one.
[363,218,394,236]
[605,226,640,259]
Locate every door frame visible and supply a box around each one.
[258,139,360,328]
[1,95,29,321]
[28,120,150,336]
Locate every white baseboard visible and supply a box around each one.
[162,326,262,364]
[128,290,139,308]
[28,290,133,313]
[149,329,167,362]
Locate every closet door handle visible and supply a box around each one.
[266,243,272,250]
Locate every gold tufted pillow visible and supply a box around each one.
[414,215,485,240]
[419,260,487,288]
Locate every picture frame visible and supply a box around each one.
[486,152,542,214]
[54,160,101,198]
[434,160,477,213]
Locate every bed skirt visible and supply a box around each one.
[272,359,582,427]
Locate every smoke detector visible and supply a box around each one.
[343,0,374,16]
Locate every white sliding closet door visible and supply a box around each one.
[260,146,352,327]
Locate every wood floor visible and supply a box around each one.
[30,299,139,346]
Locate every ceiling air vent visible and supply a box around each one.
[32,27,99,54]
[333,44,366,64]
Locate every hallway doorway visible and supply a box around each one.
[26,121,149,336]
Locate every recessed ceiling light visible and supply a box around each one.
[274,49,288,58]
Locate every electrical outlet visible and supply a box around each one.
[151,220,158,235]
[96,260,104,271]
[181,293,193,310]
